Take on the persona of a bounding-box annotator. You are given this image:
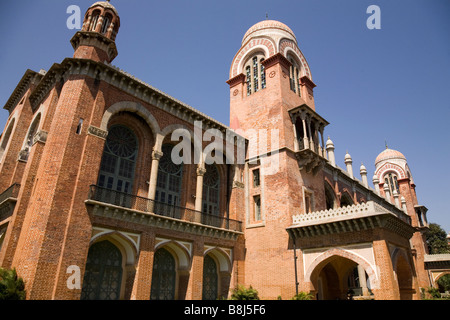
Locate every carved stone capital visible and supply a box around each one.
[152,150,163,161]
[197,166,207,176]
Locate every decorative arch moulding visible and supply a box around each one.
[376,162,407,180]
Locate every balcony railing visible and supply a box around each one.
[87,185,242,233]
[0,183,20,222]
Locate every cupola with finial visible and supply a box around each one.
[70,1,120,63]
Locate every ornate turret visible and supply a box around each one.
[71,1,120,63]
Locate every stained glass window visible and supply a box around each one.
[81,240,123,300]
[98,125,137,196]
[202,255,218,300]
[150,248,176,300]
[155,144,183,206]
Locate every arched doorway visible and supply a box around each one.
[393,251,415,300]
[81,240,123,300]
[308,251,376,300]
[150,248,176,300]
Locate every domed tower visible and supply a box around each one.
[227,20,327,158]
[227,20,330,299]
[70,1,120,63]
[374,147,430,289]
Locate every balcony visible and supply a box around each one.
[85,185,243,239]
[287,201,415,240]
[0,183,20,223]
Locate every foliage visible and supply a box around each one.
[427,287,441,299]
[437,274,450,292]
[425,223,450,254]
[0,267,26,300]
[230,285,260,300]
[291,292,314,300]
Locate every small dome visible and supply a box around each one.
[375,148,406,166]
[344,152,352,162]
[326,137,334,148]
[242,20,297,45]
[90,1,118,15]
[360,163,367,172]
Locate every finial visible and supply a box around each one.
[385,140,388,149]
[266,12,269,20]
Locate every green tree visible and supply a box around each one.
[437,274,450,292]
[230,285,260,300]
[425,223,450,254]
[0,267,26,300]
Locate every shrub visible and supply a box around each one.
[230,285,260,300]
[291,292,314,300]
[0,267,26,300]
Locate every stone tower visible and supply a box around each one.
[374,147,430,290]
[227,20,329,299]
[6,1,123,299]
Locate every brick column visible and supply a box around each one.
[187,239,204,300]
[130,231,155,300]
[372,239,400,299]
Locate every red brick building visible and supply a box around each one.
[0,1,435,300]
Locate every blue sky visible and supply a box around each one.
[0,0,449,232]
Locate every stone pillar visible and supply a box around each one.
[148,150,163,200]
[358,265,369,296]
[291,115,300,152]
[195,165,206,212]
[147,149,163,213]
[301,114,309,149]
[319,126,325,157]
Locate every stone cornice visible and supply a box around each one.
[27,58,246,145]
[226,73,246,87]
[3,69,44,113]
[261,52,291,71]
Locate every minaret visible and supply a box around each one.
[70,1,120,63]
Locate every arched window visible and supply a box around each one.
[202,164,220,215]
[288,54,301,97]
[24,114,41,150]
[384,172,399,195]
[97,125,138,194]
[89,10,100,31]
[243,53,266,96]
[155,144,183,206]
[81,240,123,300]
[202,255,218,300]
[150,248,176,300]
[0,119,15,162]
[101,14,112,34]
